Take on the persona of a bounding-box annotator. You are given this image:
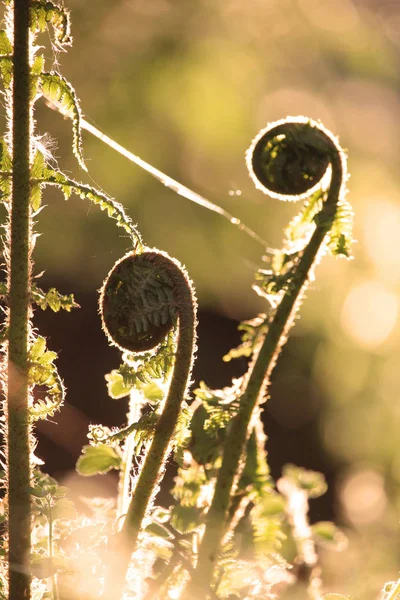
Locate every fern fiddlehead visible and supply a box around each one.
[247,116,333,199]
[100,251,180,353]
[99,249,197,598]
[186,116,349,599]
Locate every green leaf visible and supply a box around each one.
[0,30,13,88]
[30,55,45,100]
[105,337,174,400]
[328,197,354,258]
[0,30,12,55]
[30,1,72,48]
[28,336,65,421]
[285,189,323,248]
[29,486,47,498]
[105,370,134,399]
[237,430,272,497]
[312,521,348,550]
[30,182,42,212]
[223,315,268,362]
[141,382,164,402]
[171,464,207,507]
[31,150,46,179]
[31,54,45,77]
[0,137,11,201]
[256,494,285,516]
[171,505,202,534]
[145,522,174,540]
[76,444,121,476]
[29,336,46,361]
[281,464,327,498]
[32,285,79,312]
[250,500,286,557]
[189,404,222,466]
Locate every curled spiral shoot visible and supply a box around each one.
[100,249,197,599]
[246,115,338,200]
[186,116,348,598]
[100,251,178,352]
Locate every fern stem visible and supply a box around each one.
[102,251,197,599]
[48,509,59,600]
[186,124,345,598]
[7,1,32,598]
[223,424,267,542]
[116,389,143,519]
[278,476,322,600]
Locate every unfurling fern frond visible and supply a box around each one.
[30,1,72,48]
[40,72,86,170]
[99,249,197,598]
[187,116,351,597]
[100,251,180,353]
[39,167,143,248]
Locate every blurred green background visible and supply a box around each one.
[13,0,400,596]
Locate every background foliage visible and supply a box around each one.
[3,0,399,596]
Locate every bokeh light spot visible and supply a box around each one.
[340,469,387,527]
[363,198,400,282]
[341,280,398,349]
[298,0,360,33]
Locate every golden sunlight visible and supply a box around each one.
[363,198,400,282]
[340,280,398,349]
[340,469,387,527]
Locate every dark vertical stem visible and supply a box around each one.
[7,1,32,598]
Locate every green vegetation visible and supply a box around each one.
[0,2,398,600]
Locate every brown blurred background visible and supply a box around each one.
[6,0,400,596]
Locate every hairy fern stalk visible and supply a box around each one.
[0,2,141,599]
[5,2,32,599]
[2,2,385,600]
